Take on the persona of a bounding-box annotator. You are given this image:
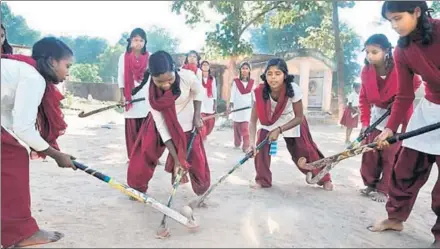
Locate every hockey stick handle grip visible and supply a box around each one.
[73,160,109,182]
[201,106,252,121]
[383,122,440,145]
[364,108,391,135]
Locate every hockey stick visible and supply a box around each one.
[72,161,198,229]
[77,98,145,118]
[201,106,252,121]
[346,103,393,149]
[300,122,440,184]
[188,138,269,209]
[156,128,198,238]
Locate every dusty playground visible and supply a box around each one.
[26,100,438,248]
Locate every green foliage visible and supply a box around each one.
[250,1,361,94]
[298,2,361,94]
[118,32,130,46]
[432,1,440,18]
[116,26,180,53]
[2,3,180,85]
[145,25,180,53]
[97,44,125,83]
[1,2,40,46]
[69,64,103,83]
[57,36,109,64]
[250,11,323,54]
[172,1,321,58]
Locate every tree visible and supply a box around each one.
[72,36,109,64]
[97,44,125,83]
[69,64,103,83]
[118,32,130,46]
[250,10,361,96]
[297,1,357,117]
[332,1,345,119]
[432,1,440,18]
[249,12,323,54]
[145,25,180,53]
[57,35,109,64]
[172,1,323,102]
[1,2,40,46]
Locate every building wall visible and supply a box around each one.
[62,82,121,102]
[11,45,32,56]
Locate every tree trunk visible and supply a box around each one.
[222,55,238,105]
[332,0,345,120]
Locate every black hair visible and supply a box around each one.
[184,50,201,67]
[260,58,295,100]
[31,37,73,83]
[1,24,13,55]
[239,61,252,81]
[381,1,434,48]
[126,28,147,54]
[139,50,180,96]
[363,33,394,74]
[200,60,213,80]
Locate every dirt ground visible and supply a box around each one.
[26,103,438,248]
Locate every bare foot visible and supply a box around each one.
[15,229,64,248]
[155,226,170,239]
[360,186,376,196]
[249,181,263,189]
[322,181,334,191]
[367,218,403,232]
[370,192,388,203]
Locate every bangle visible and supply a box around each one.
[278,126,283,134]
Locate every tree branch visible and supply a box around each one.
[237,3,281,39]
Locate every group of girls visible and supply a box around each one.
[1,1,440,247]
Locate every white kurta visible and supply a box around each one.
[1,58,50,151]
[201,77,217,114]
[230,80,253,122]
[347,91,360,107]
[117,52,150,119]
[370,106,402,133]
[402,97,440,155]
[252,82,303,138]
[149,68,204,142]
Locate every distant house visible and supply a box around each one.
[11,44,32,56]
